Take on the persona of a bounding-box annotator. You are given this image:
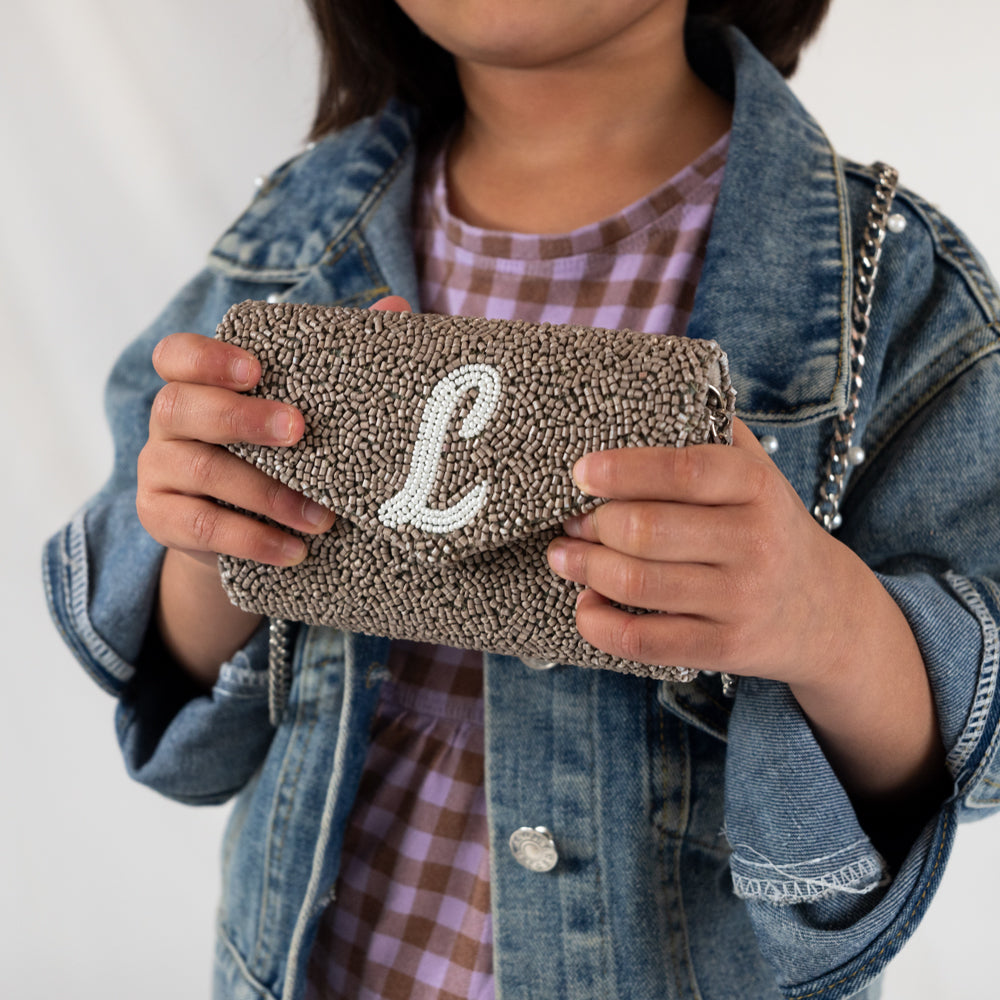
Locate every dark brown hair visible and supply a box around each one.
[304,0,832,141]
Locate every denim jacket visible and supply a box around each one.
[43,27,1000,1000]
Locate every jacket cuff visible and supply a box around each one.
[767,806,956,1000]
[44,497,274,804]
[115,622,272,805]
[876,570,1000,812]
[724,676,957,998]
[725,567,999,997]
[43,506,159,696]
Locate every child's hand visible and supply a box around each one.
[544,420,947,818]
[137,333,336,567]
[138,297,410,682]
[545,418,859,687]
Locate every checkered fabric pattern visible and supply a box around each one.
[304,132,728,999]
[415,132,728,332]
[305,642,491,1000]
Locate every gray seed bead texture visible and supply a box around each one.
[216,302,735,682]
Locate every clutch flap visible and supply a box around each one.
[216,301,732,563]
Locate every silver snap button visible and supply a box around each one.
[521,656,558,671]
[509,826,558,872]
[266,293,281,304]
[253,175,266,189]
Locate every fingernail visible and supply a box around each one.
[271,409,294,444]
[563,515,583,538]
[572,456,591,493]
[302,499,331,527]
[282,538,307,564]
[232,358,253,386]
[547,539,567,574]
[575,589,587,608]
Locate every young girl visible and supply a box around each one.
[44,1,1000,998]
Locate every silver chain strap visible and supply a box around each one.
[268,618,291,726]
[706,384,733,444]
[812,161,900,533]
[721,163,900,700]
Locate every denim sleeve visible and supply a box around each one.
[723,349,1000,999]
[42,267,289,804]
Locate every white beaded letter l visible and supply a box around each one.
[378,365,502,534]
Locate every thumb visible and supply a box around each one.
[370,295,413,312]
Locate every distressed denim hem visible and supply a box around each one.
[775,808,955,1000]
[730,838,888,905]
[216,665,269,696]
[43,513,135,696]
[214,627,271,700]
[942,572,1000,791]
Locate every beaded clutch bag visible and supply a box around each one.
[215,302,734,682]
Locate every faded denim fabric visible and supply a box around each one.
[43,25,1000,1000]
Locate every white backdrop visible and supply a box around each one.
[3,2,997,996]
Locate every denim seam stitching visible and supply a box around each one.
[284,637,377,999]
[730,858,885,904]
[321,143,411,260]
[880,325,1000,427]
[659,705,687,999]
[784,813,951,999]
[932,212,1000,320]
[942,572,1000,781]
[217,923,279,1000]
[733,836,872,867]
[216,668,269,694]
[205,257,315,282]
[830,144,853,413]
[730,838,886,903]
[207,125,413,280]
[877,184,1000,321]
[65,512,135,687]
[256,714,317,966]
[850,335,1000,492]
[588,671,612,998]
[41,532,108,689]
[675,720,705,1000]
[320,232,391,304]
[253,655,319,970]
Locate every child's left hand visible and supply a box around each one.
[546,418,861,687]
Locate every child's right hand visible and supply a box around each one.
[136,298,405,683]
[136,332,337,685]
[137,332,336,567]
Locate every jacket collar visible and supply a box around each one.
[209,28,852,424]
[209,100,420,282]
[688,28,853,422]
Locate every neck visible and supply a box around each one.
[447,13,732,233]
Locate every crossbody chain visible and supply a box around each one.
[813,161,900,531]
[718,161,901,697]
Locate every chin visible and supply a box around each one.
[396,0,681,73]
